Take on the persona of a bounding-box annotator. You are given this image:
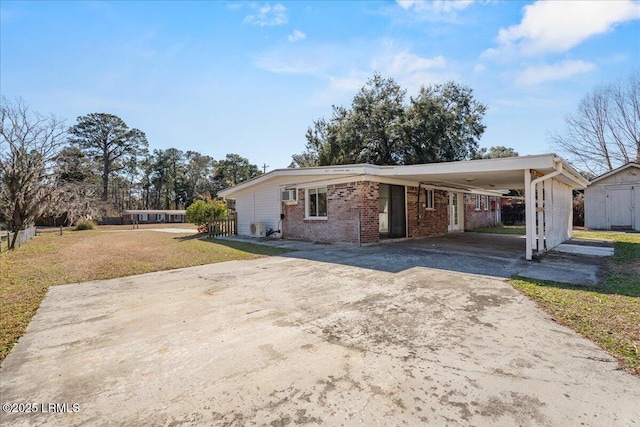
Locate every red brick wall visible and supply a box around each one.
[464,194,500,230]
[282,181,379,244]
[283,183,496,243]
[407,187,449,237]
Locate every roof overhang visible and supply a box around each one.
[218,154,589,199]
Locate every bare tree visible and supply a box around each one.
[0,97,66,249]
[52,146,100,225]
[552,71,640,175]
[50,182,99,226]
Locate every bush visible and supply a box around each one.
[75,219,96,231]
[186,199,227,228]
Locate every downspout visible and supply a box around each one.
[528,159,563,257]
[417,182,422,226]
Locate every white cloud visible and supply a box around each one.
[288,29,306,42]
[491,0,640,57]
[254,40,456,105]
[243,3,288,27]
[397,0,475,13]
[516,60,596,85]
[376,51,446,74]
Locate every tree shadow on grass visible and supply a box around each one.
[173,233,206,242]
[173,234,290,256]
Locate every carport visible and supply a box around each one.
[374,154,589,260]
[221,154,589,260]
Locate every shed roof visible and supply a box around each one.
[589,162,640,185]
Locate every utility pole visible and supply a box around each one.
[262,163,269,173]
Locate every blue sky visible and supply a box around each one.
[1,1,639,170]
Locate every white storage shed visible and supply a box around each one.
[585,163,640,231]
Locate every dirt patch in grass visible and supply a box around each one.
[0,228,288,362]
[511,230,640,376]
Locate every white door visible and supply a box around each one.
[448,192,461,232]
[607,186,634,229]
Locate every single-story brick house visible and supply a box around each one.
[122,210,186,225]
[218,154,589,260]
[585,162,639,231]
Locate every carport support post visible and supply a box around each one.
[525,169,534,260]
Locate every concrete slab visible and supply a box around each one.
[226,234,613,287]
[554,244,614,257]
[1,249,638,426]
[518,262,601,286]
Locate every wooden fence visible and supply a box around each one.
[0,226,37,252]
[207,213,237,237]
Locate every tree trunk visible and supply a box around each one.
[10,231,19,250]
[9,209,23,250]
[102,148,109,201]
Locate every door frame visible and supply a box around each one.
[606,185,634,230]
[379,183,407,239]
[447,192,464,232]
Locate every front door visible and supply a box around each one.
[379,184,406,238]
[448,192,462,232]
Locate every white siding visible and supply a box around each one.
[235,187,281,236]
[545,179,573,250]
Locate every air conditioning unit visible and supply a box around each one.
[250,222,266,237]
[281,188,297,204]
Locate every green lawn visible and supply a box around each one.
[0,227,288,362]
[472,225,526,235]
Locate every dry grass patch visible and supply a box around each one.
[511,230,640,376]
[0,228,287,361]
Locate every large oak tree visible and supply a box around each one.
[290,74,487,167]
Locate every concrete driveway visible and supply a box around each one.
[1,242,639,426]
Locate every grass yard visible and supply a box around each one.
[511,230,640,376]
[0,226,288,362]
[473,225,526,235]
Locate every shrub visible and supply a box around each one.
[75,219,96,231]
[186,199,227,229]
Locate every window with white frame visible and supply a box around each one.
[306,187,328,218]
[138,213,149,221]
[425,189,434,210]
[475,194,481,211]
[483,195,489,211]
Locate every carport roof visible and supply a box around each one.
[218,153,589,198]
